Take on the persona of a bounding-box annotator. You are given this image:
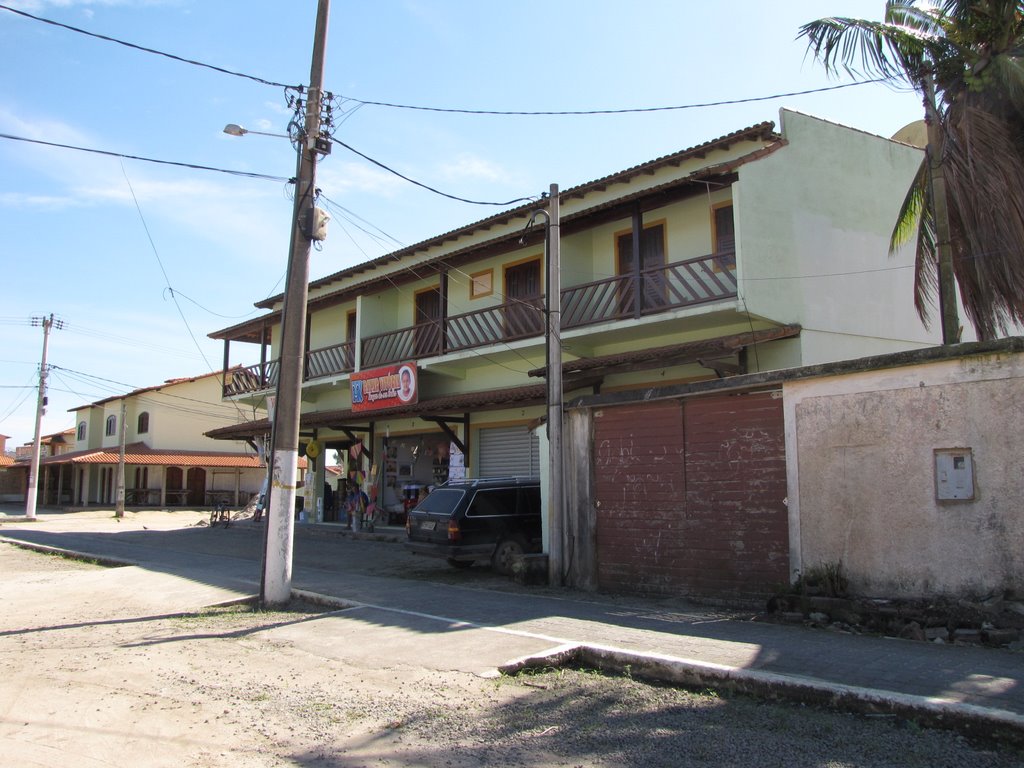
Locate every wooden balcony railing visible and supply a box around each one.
[224,252,736,395]
[224,360,279,397]
[306,340,355,381]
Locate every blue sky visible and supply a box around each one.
[0,0,925,448]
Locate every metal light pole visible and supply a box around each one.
[263,0,330,605]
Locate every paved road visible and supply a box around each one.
[2,508,1022,743]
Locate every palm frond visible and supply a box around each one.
[803,1,1024,340]
[886,157,939,326]
[798,17,929,83]
[943,101,1024,338]
[890,158,929,252]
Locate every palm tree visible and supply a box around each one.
[800,0,1024,341]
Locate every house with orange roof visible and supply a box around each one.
[24,371,270,508]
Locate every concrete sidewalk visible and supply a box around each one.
[2,507,1022,744]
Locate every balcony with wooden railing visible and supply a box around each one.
[223,251,736,396]
[224,360,279,397]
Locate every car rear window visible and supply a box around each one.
[415,488,465,516]
[465,487,519,518]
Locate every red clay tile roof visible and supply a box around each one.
[28,443,305,469]
[0,454,15,467]
[241,122,780,315]
[71,369,230,411]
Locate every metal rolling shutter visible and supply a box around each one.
[478,426,540,478]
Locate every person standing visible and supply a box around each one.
[348,482,368,532]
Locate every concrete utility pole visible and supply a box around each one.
[545,185,564,585]
[264,0,330,605]
[115,399,127,518]
[25,314,61,520]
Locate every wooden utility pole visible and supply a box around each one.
[264,0,330,605]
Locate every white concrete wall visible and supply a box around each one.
[139,375,258,451]
[738,110,944,366]
[784,349,1024,598]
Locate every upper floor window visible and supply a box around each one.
[413,287,443,357]
[712,203,736,270]
[137,411,150,434]
[616,221,666,310]
[503,258,544,335]
[346,310,357,345]
[77,422,86,441]
[105,415,117,437]
[470,269,493,299]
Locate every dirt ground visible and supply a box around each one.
[2,540,1023,768]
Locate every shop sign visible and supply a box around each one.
[351,362,418,412]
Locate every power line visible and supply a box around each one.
[120,166,252,424]
[0,128,532,208]
[0,3,294,89]
[121,165,215,371]
[319,194,404,247]
[162,289,262,320]
[340,79,890,116]
[0,132,290,182]
[332,139,537,207]
[63,325,204,362]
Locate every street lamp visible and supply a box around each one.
[223,123,291,140]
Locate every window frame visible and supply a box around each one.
[105,414,117,437]
[137,411,150,435]
[614,218,667,277]
[469,268,493,300]
[711,201,736,271]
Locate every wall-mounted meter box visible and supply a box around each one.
[934,448,975,501]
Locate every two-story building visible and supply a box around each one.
[208,110,950,540]
[26,371,268,508]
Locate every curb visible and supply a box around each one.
[499,643,1024,747]
[0,536,138,569]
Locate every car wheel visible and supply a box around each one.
[446,557,472,569]
[491,536,526,576]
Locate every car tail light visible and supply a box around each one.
[447,519,461,542]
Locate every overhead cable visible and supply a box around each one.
[0,3,294,89]
[0,132,291,182]
[341,79,890,116]
[333,139,535,207]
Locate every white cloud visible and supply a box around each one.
[0,191,83,209]
[437,153,508,183]
[317,161,404,198]
[5,1,173,10]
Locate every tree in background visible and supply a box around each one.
[801,0,1024,341]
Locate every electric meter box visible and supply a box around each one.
[934,448,975,501]
[303,206,329,241]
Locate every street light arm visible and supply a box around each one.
[223,123,290,139]
[519,208,550,245]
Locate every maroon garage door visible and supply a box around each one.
[593,391,788,600]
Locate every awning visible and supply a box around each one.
[528,325,802,380]
[206,376,604,442]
